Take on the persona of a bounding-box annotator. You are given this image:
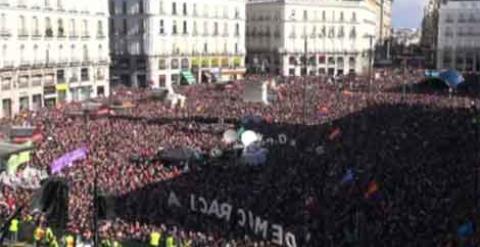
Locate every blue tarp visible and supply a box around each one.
[439,69,465,89]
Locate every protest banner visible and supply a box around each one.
[51,147,88,174]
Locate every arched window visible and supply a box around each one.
[19,16,26,33]
[45,17,53,37]
[32,17,39,35]
[70,19,76,36]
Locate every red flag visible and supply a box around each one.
[364,180,379,199]
[328,128,342,140]
[95,107,110,116]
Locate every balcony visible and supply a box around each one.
[0,0,9,6]
[70,59,81,66]
[32,31,42,39]
[32,60,45,68]
[0,29,11,37]
[96,33,106,39]
[98,59,109,65]
[2,61,13,69]
[81,59,90,66]
[17,29,29,38]
[17,0,26,8]
[19,60,31,68]
[69,33,78,39]
[81,33,90,39]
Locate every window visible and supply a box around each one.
[223,23,228,36]
[58,19,64,36]
[171,58,179,69]
[82,45,88,62]
[159,20,164,34]
[203,21,208,35]
[45,0,51,8]
[193,4,197,16]
[33,45,38,62]
[235,7,239,19]
[183,2,187,15]
[193,21,197,35]
[235,43,238,54]
[97,20,103,36]
[123,19,127,34]
[183,21,187,34]
[159,0,164,14]
[81,68,89,81]
[172,2,177,15]
[57,0,63,9]
[70,19,76,36]
[45,17,53,37]
[303,10,307,20]
[322,11,326,21]
[159,59,167,69]
[352,12,356,22]
[18,15,26,35]
[32,17,39,35]
[82,19,88,36]
[172,20,177,34]
[340,12,344,22]
[139,0,144,13]
[235,23,240,36]
[122,1,127,14]
[214,22,218,35]
[204,43,208,53]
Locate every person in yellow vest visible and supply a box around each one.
[149,230,161,247]
[8,218,19,243]
[101,238,112,247]
[65,234,75,247]
[112,239,121,247]
[182,238,192,247]
[33,226,45,247]
[166,235,176,247]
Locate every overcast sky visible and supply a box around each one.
[392,0,427,29]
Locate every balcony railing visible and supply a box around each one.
[70,59,81,66]
[19,60,30,67]
[81,33,90,39]
[96,33,106,39]
[2,61,13,68]
[18,30,29,37]
[0,29,11,37]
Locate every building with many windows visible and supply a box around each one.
[246,0,377,77]
[436,0,480,72]
[0,0,110,118]
[109,0,247,88]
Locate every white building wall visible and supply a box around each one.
[246,0,377,77]
[0,0,110,118]
[437,0,480,72]
[110,0,247,88]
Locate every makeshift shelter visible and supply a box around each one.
[439,69,465,89]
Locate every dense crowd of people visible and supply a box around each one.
[1,68,480,246]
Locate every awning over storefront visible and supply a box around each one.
[181,71,196,85]
[192,57,200,66]
[233,56,242,67]
[201,58,209,67]
[56,83,68,91]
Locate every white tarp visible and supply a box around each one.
[0,166,48,189]
[165,88,186,109]
[242,145,268,166]
[242,81,269,105]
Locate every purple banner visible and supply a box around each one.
[51,147,88,174]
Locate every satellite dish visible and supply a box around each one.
[223,129,237,144]
[241,130,258,147]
